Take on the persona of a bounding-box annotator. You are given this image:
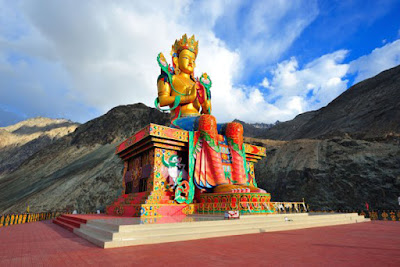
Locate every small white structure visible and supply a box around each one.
[224,210,240,219]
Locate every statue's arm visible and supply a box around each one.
[201,99,212,114]
[157,79,175,107]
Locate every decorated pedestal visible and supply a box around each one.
[107,123,273,218]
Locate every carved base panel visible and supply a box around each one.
[107,202,196,218]
[198,192,275,215]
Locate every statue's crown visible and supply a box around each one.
[171,34,199,57]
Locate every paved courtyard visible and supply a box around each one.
[0,220,399,266]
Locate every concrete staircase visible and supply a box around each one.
[74,213,370,248]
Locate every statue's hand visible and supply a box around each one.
[180,83,197,104]
[188,83,197,102]
[196,81,205,104]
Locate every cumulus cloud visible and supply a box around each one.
[263,50,350,117]
[255,38,400,123]
[348,39,400,83]
[0,0,210,122]
[0,0,320,125]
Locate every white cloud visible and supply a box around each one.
[213,0,319,71]
[0,0,320,125]
[265,50,350,114]
[256,39,400,123]
[348,39,400,83]
[1,1,399,127]
[260,77,270,88]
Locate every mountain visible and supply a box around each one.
[1,66,399,213]
[248,136,400,210]
[0,104,169,213]
[258,65,400,140]
[234,120,276,137]
[0,117,79,174]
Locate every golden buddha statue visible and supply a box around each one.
[155,34,265,195]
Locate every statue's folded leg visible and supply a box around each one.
[213,122,266,194]
[194,114,228,190]
[226,122,247,184]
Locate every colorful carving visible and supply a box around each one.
[198,192,274,214]
[161,154,184,188]
[174,131,195,204]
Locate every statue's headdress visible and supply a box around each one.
[171,34,199,58]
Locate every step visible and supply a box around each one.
[78,214,368,243]
[56,216,82,228]
[110,216,365,240]
[53,219,75,232]
[62,215,88,224]
[74,228,111,248]
[83,219,272,241]
[103,218,369,249]
[79,224,118,240]
[122,213,361,231]
[84,213,342,233]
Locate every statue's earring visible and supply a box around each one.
[173,55,181,75]
[174,62,181,75]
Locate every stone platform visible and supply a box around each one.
[55,212,370,249]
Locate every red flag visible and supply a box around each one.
[365,202,369,211]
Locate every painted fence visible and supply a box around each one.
[0,212,65,227]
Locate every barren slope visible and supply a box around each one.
[258,65,400,140]
[0,117,79,174]
[0,104,169,213]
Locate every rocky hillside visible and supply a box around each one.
[0,117,79,174]
[248,137,400,210]
[258,65,400,140]
[0,66,399,213]
[0,104,169,213]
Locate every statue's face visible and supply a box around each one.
[178,49,196,74]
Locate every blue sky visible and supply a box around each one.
[1,0,400,126]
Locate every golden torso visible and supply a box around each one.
[157,49,211,119]
[171,74,200,117]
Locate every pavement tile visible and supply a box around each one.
[0,220,399,266]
